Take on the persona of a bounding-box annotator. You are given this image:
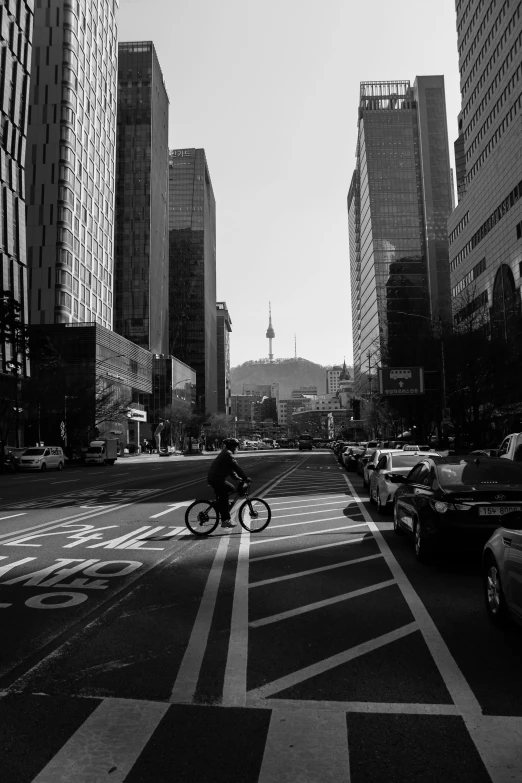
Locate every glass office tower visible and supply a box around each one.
[26,0,118,328]
[0,0,34,445]
[348,78,453,394]
[448,2,522,341]
[168,148,217,414]
[114,41,169,355]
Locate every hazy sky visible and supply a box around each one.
[118,0,461,368]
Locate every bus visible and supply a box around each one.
[298,433,314,451]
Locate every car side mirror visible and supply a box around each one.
[367,464,374,470]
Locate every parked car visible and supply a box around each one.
[363,448,401,489]
[369,451,441,513]
[496,432,522,463]
[18,446,65,472]
[357,444,379,478]
[482,522,522,627]
[393,455,522,561]
[342,446,364,472]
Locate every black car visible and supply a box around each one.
[393,456,522,561]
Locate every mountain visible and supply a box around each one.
[230,358,353,399]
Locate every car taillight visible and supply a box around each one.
[384,473,403,483]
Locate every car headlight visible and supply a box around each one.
[430,500,471,513]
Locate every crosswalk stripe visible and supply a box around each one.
[259,708,350,783]
[31,698,168,783]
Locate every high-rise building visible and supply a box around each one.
[348,78,453,394]
[448,3,522,340]
[168,148,217,414]
[216,301,232,415]
[326,366,342,394]
[26,0,118,328]
[0,0,34,445]
[114,41,169,354]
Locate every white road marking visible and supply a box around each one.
[0,513,26,521]
[343,475,482,717]
[272,506,351,520]
[249,623,418,699]
[222,525,250,707]
[31,697,169,783]
[250,521,368,546]
[251,535,368,562]
[50,480,79,485]
[249,553,383,587]
[463,715,522,783]
[270,514,364,531]
[149,500,193,519]
[259,709,350,783]
[266,494,348,505]
[250,698,460,715]
[170,535,231,703]
[249,579,395,628]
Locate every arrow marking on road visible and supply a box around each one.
[149,501,193,519]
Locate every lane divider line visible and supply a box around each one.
[269,514,364,531]
[249,579,396,628]
[0,513,26,522]
[249,697,459,716]
[272,506,353,520]
[170,535,231,703]
[249,553,383,588]
[265,494,348,506]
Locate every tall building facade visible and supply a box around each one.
[216,301,231,415]
[348,78,453,394]
[326,366,342,394]
[114,41,169,355]
[0,0,34,445]
[448,3,522,339]
[168,148,217,414]
[26,0,118,328]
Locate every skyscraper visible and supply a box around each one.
[216,301,232,415]
[448,3,522,341]
[26,0,118,328]
[348,78,453,394]
[0,0,34,445]
[168,148,217,414]
[114,41,169,355]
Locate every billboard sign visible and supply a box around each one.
[378,367,425,396]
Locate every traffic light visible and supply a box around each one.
[352,399,361,419]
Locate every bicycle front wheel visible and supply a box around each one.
[185,500,219,536]
[238,497,271,532]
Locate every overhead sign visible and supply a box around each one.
[127,409,147,422]
[378,367,425,396]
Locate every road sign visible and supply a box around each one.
[378,367,425,396]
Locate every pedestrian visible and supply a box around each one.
[142,438,147,454]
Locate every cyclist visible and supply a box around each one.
[207,438,251,529]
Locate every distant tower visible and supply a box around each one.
[266,302,275,362]
[294,334,297,360]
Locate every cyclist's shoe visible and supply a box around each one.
[220,519,237,529]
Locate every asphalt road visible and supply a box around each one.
[0,450,521,782]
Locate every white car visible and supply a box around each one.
[18,446,65,471]
[369,451,440,513]
[363,448,401,489]
[483,523,522,627]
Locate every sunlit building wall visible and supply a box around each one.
[26,0,118,328]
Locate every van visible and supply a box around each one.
[19,446,65,471]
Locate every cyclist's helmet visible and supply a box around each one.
[223,438,240,452]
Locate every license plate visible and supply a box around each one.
[478,506,520,516]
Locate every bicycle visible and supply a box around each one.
[184,480,272,536]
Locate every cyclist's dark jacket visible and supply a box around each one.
[207,449,248,484]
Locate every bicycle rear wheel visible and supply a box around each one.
[185,500,219,536]
[238,497,271,532]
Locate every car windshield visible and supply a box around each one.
[391,454,428,469]
[23,448,45,456]
[438,460,522,487]
[87,446,102,453]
